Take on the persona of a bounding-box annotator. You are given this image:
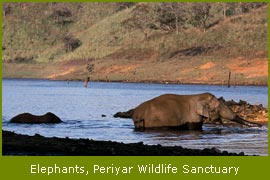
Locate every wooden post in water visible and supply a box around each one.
[227,71,231,88]
[84,77,90,88]
[234,75,236,88]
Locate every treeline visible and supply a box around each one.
[123,2,267,37]
[3,2,266,38]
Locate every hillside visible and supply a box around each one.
[2,2,268,85]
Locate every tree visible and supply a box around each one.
[122,3,158,39]
[190,3,212,32]
[156,3,189,34]
[3,4,12,17]
[86,63,94,74]
[115,2,136,12]
[51,7,73,25]
[63,34,81,52]
[222,2,265,17]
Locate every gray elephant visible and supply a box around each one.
[10,112,62,124]
[132,93,261,130]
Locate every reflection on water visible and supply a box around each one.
[2,79,268,155]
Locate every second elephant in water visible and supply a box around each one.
[132,93,261,130]
[10,112,62,124]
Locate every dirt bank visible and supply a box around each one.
[2,56,268,86]
[2,130,246,156]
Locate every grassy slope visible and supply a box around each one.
[2,3,268,85]
[2,3,119,63]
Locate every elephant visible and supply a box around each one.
[132,93,261,130]
[10,112,62,124]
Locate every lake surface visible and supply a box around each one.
[2,79,268,155]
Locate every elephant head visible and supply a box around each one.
[132,93,261,130]
[197,94,261,127]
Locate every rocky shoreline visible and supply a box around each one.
[2,130,247,156]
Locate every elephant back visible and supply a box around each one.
[10,112,62,123]
[43,112,62,123]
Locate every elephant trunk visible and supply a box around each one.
[231,115,262,127]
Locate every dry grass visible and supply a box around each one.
[2,3,268,85]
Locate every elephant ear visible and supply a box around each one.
[208,96,220,109]
[196,96,220,118]
[196,104,209,118]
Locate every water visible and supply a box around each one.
[2,78,268,155]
